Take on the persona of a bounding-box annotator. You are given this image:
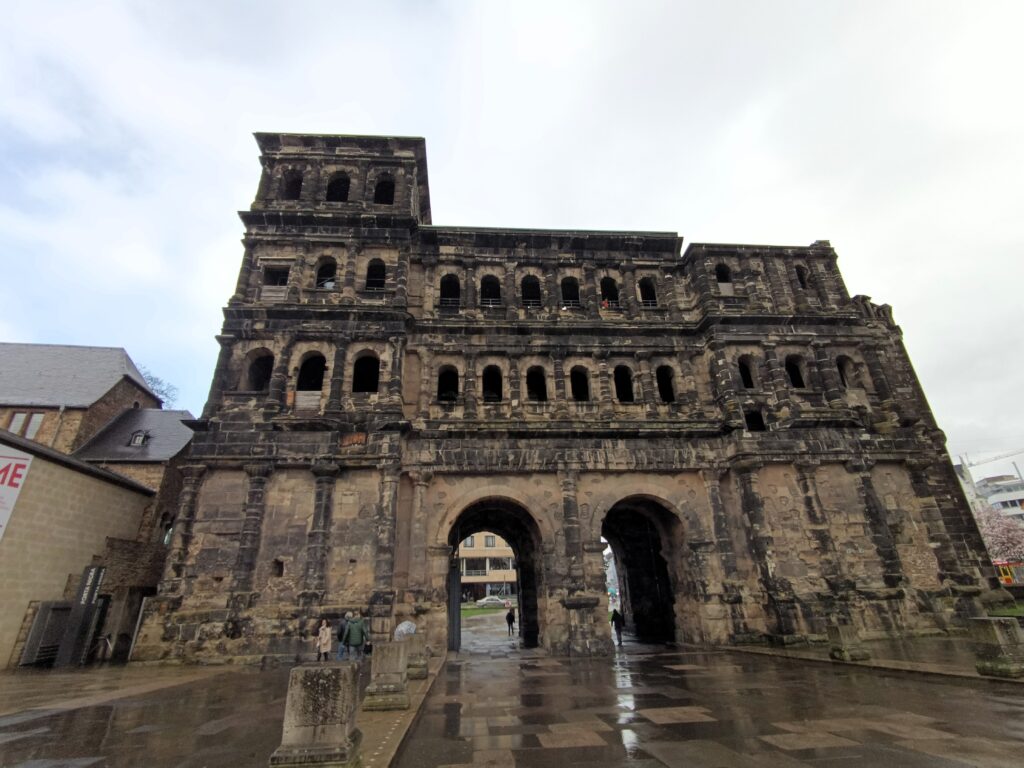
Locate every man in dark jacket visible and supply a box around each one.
[341,611,367,660]
[335,613,349,660]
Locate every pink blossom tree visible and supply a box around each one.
[974,506,1024,561]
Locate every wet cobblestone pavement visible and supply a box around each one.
[1,615,1023,767]
[396,639,1024,768]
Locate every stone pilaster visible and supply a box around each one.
[583,264,599,317]
[388,336,406,405]
[708,342,743,429]
[463,353,478,419]
[324,338,350,414]
[301,460,339,606]
[263,340,295,416]
[231,462,273,598]
[552,353,568,417]
[508,357,523,418]
[620,264,638,317]
[636,352,657,418]
[229,242,256,305]
[812,342,844,406]
[201,334,235,419]
[341,244,360,304]
[163,464,207,593]
[846,459,905,589]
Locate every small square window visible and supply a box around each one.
[485,535,496,548]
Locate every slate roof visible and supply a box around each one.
[0,429,155,495]
[74,409,195,463]
[0,343,159,407]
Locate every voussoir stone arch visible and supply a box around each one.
[431,485,557,548]
[582,486,709,543]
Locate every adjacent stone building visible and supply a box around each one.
[133,133,994,663]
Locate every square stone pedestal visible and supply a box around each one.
[970,617,1024,678]
[405,633,427,680]
[827,623,870,662]
[270,662,362,767]
[362,640,410,711]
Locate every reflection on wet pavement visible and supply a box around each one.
[396,637,1024,768]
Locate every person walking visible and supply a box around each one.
[505,608,515,637]
[315,618,332,662]
[610,609,624,646]
[335,613,350,660]
[342,611,366,661]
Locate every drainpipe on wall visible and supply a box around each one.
[49,405,65,447]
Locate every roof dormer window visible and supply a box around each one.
[129,430,149,447]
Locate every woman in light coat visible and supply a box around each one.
[315,618,333,662]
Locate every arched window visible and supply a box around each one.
[614,365,634,402]
[315,259,337,289]
[599,277,620,308]
[738,357,756,389]
[744,410,767,432]
[560,277,581,308]
[297,354,327,392]
[373,176,395,205]
[656,365,675,403]
[526,366,548,402]
[245,352,274,391]
[480,275,502,307]
[785,355,806,388]
[326,172,350,202]
[715,264,732,283]
[638,277,657,307]
[439,274,461,309]
[281,170,303,201]
[795,265,810,290]
[521,275,542,307]
[352,354,380,393]
[365,259,386,291]
[482,366,503,402]
[570,366,590,401]
[437,366,459,402]
[836,356,857,389]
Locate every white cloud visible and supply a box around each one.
[1,0,1022,460]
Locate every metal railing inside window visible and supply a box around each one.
[480,297,502,307]
[640,298,659,308]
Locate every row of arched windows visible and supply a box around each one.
[240,350,679,405]
[278,170,396,206]
[736,354,861,391]
[714,262,815,291]
[439,273,658,309]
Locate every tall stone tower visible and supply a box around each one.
[133,133,994,663]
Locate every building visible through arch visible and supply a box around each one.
[132,133,995,663]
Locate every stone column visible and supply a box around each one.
[846,459,905,589]
[558,467,585,588]
[393,250,408,306]
[583,264,599,317]
[620,264,638,317]
[341,244,360,304]
[636,352,658,418]
[552,353,568,417]
[388,336,406,405]
[546,268,560,312]
[163,465,207,593]
[263,340,295,416]
[422,257,437,315]
[324,338,350,415]
[370,464,401,640]
[861,345,894,404]
[285,247,304,303]
[812,342,844,407]
[417,349,432,419]
[202,335,235,419]
[463,353,478,419]
[762,345,792,423]
[408,472,432,594]
[270,663,362,768]
[508,357,523,418]
[301,461,339,606]
[596,353,613,419]
[232,462,273,598]
[708,342,743,429]
[906,460,963,581]
[464,265,477,313]
[504,262,518,320]
[702,469,738,581]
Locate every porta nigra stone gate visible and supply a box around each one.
[133,133,994,663]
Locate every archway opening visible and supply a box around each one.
[601,498,678,644]
[447,499,542,651]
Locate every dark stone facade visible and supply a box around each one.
[133,133,994,663]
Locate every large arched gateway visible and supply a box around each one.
[445,499,544,650]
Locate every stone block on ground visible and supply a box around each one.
[405,633,427,680]
[827,623,870,662]
[269,662,362,767]
[970,617,1024,678]
[362,640,410,711]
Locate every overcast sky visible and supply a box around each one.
[2,1,1022,478]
